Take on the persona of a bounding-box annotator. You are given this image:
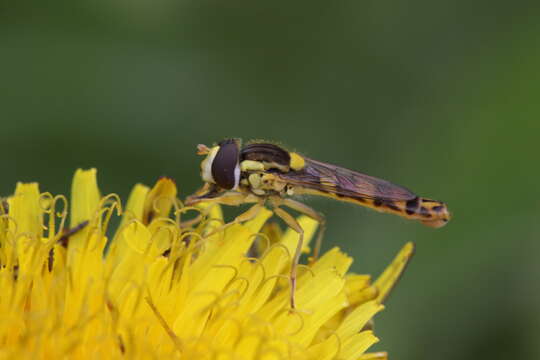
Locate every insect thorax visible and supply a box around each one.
[239,159,291,197]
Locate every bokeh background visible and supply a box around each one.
[2,1,539,358]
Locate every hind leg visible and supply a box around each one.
[280,198,326,262]
[272,206,304,309]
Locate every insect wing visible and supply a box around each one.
[278,157,416,201]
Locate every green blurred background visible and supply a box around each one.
[2,1,539,358]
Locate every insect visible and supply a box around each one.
[186,139,450,308]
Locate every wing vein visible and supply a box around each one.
[278,157,416,201]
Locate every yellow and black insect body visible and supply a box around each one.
[186,138,451,308]
[275,156,451,229]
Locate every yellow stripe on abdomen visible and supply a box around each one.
[299,189,450,228]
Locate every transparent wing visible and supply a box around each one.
[277,157,416,201]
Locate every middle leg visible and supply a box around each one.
[186,190,263,238]
[202,201,264,239]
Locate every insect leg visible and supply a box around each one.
[202,202,263,239]
[280,198,326,262]
[58,220,89,247]
[273,206,303,309]
[185,184,244,206]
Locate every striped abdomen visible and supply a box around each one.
[369,196,451,228]
[301,189,451,228]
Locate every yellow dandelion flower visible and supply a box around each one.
[0,169,414,359]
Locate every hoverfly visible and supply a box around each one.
[186,139,450,308]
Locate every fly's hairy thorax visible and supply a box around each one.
[238,142,305,198]
[239,159,294,197]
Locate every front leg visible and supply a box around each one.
[185,184,248,207]
[186,188,264,238]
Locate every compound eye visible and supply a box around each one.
[200,146,219,184]
[211,139,241,190]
